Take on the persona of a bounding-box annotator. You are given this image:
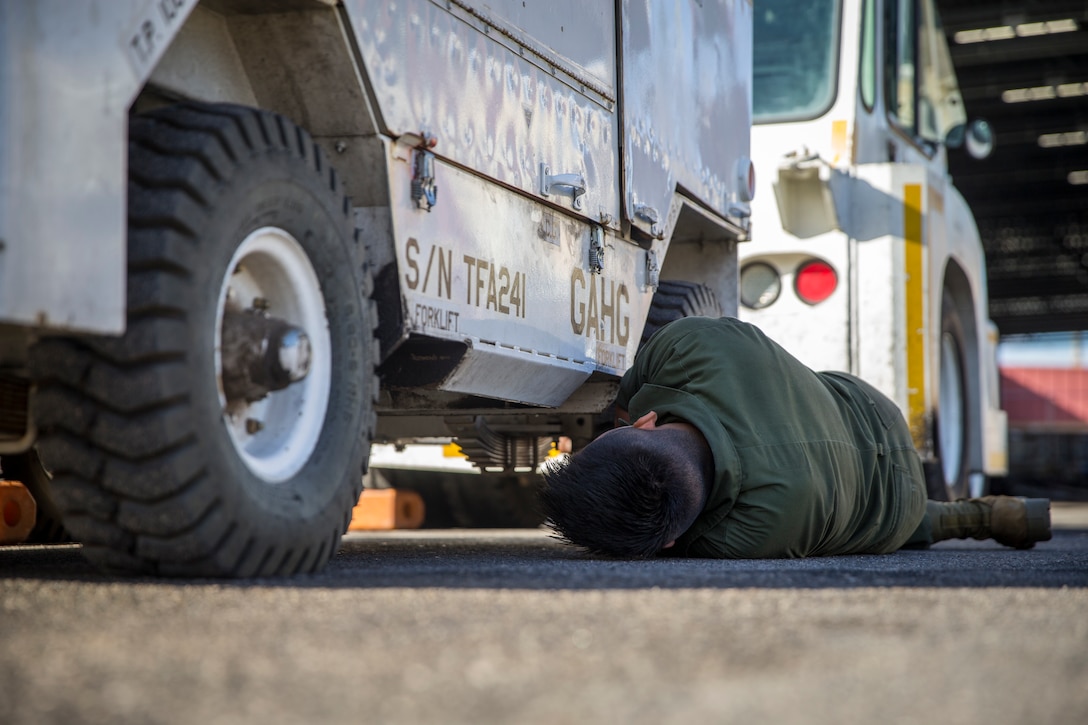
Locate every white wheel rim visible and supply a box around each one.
[939,331,965,489]
[215,227,332,483]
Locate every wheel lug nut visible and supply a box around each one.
[278,328,312,383]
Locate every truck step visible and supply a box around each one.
[0,479,37,544]
[348,489,425,531]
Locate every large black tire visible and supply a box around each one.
[30,103,378,577]
[928,290,971,501]
[0,450,70,543]
[640,280,724,344]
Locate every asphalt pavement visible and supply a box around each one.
[1,504,1086,725]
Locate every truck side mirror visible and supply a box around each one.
[946,119,994,160]
[965,119,995,159]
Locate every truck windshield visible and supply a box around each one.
[753,0,841,124]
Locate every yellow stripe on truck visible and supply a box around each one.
[903,183,926,449]
[831,120,847,164]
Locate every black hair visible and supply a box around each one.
[539,428,708,558]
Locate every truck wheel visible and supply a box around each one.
[641,281,723,343]
[0,450,70,543]
[30,103,377,577]
[930,291,970,501]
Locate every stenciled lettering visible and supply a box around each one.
[595,341,627,371]
[408,242,526,319]
[405,237,421,290]
[413,303,460,332]
[569,268,630,345]
[464,254,526,318]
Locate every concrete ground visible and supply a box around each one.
[0,504,1085,725]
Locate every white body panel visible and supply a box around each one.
[345,0,751,386]
[348,0,621,226]
[385,151,652,404]
[621,0,754,236]
[0,0,198,332]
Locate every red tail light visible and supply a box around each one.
[794,260,837,305]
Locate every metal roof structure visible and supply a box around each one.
[938,1,1088,336]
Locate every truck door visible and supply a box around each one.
[881,0,967,440]
[621,0,753,239]
[883,0,963,240]
[350,0,621,228]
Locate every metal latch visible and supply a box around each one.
[634,204,659,224]
[540,163,586,210]
[645,250,660,290]
[410,134,438,211]
[589,226,605,274]
[634,203,661,236]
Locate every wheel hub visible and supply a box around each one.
[215,226,332,484]
[220,309,312,403]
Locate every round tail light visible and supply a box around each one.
[740,261,781,309]
[794,259,837,305]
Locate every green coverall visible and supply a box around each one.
[616,316,928,558]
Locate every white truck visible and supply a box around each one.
[0,0,754,575]
[737,0,1007,500]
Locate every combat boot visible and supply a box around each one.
[926,496,1052,549]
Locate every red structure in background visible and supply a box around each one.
[1001,367,1088,431]
[1000,367,1088,498]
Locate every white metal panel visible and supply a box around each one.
[741,122,857,375]
[738,154,920,416]
[622,0,753,235]
[740,247,852,373]
[385,145,657,404]
[440,343,591,407]
[0,0,197,333]
[345,0,619,224]
[453,0,615,91]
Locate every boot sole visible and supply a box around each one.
[1020,497,1052,545]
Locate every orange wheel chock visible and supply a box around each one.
[348,488,425,531]
[0,479,37,545]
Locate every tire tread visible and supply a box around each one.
[641,280,723,344]
[31,102,377,577]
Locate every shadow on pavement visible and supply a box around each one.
[2,522,1087,590]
